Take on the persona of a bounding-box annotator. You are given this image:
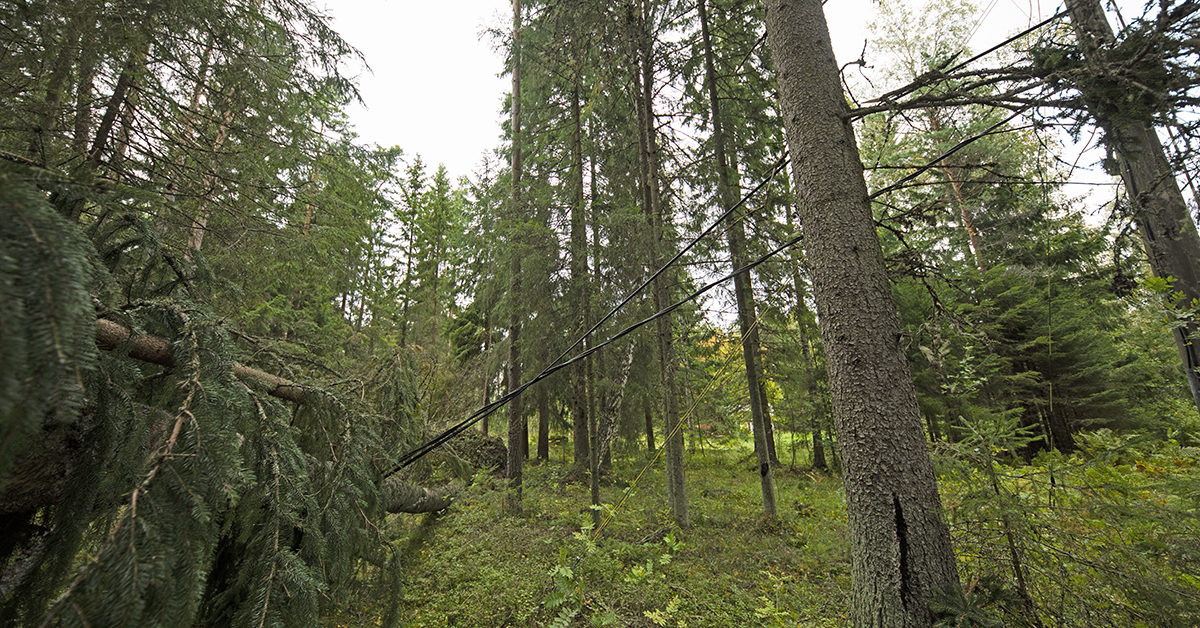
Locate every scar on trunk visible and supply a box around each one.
[894,493,911,608]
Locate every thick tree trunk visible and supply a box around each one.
[699,0,776,518]
[381,478,457,514]
[763,0,962,625]
[596,343,637,465]
[95,319,307,404]
[1065,0,1200,417]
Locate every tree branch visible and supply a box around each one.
[95,318,307,404]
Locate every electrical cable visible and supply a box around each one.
[867,9,1066,110]
[383,157,790,477]
[389,11,1060,474]
[868,105,1032,201]
[388,89,1040,477]
[591,313,761,540]
[384,231,803,476]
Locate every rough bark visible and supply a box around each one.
[763,0,962,625]
[381,478,458,514]
[1065,0,1200,417]
[699,0,775,517]
[95,319,308,404]
[596,342,637,465]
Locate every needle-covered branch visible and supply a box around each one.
[95,318,308,404]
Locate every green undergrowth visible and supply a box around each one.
[328,437,852,628]
[936,429,1200,628]
[324,430,1199,628]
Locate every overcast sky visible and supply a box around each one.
[325,0,1057,180]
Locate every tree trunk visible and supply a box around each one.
[537,380,550,462]
[571,70,592,471]
[927,112,987,273]
[763,0,962,624]
[759,381,780,465]
[381,478,457,514]
[1065,0,1200,417]
[634,0,687,527]
[699,0,775,518]
[812,428,828,472]
[505,0,525,513]
[789,207,828,472]
[95,319,308,404]
[482,304,493,434]
[644,397,656,453]
[596,343,637,465]
[71,33,98,156]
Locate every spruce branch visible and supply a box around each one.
[95,318,308,404]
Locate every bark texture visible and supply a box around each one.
[595,342,637,465]
[381,478,458,514]
[570,73,591,470]
[96,319,307,403]
[763,0,961,624]
[1065,0,1200,417]
[633,0,687,527]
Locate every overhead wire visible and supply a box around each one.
[385,6,1069,478]
[384,229,803,476]
[383,156,789,477]
[591,313,762,540]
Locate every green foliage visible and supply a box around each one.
[0,175,419,625]
[939,424,1200,627]
[929,576,1009,628]
[0,173,96,482]
[361,441,851,627]
[0,0,427,621]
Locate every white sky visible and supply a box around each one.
[325,0,1063,180]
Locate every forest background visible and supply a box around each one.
[1,0,1199,627]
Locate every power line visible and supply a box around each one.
[386,5,1069,473]
[383,157,789,477]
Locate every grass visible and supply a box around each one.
[325,430,1200,628]
[328,434,852,628]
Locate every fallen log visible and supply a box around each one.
[381,478,459,514]
[3,320,456,517]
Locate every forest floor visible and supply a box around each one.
[326,430,1200,628]
[330,435,852,628]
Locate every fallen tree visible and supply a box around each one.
[1,174,449,627]
[95,318,310,404]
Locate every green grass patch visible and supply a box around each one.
[328,436,851,627]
